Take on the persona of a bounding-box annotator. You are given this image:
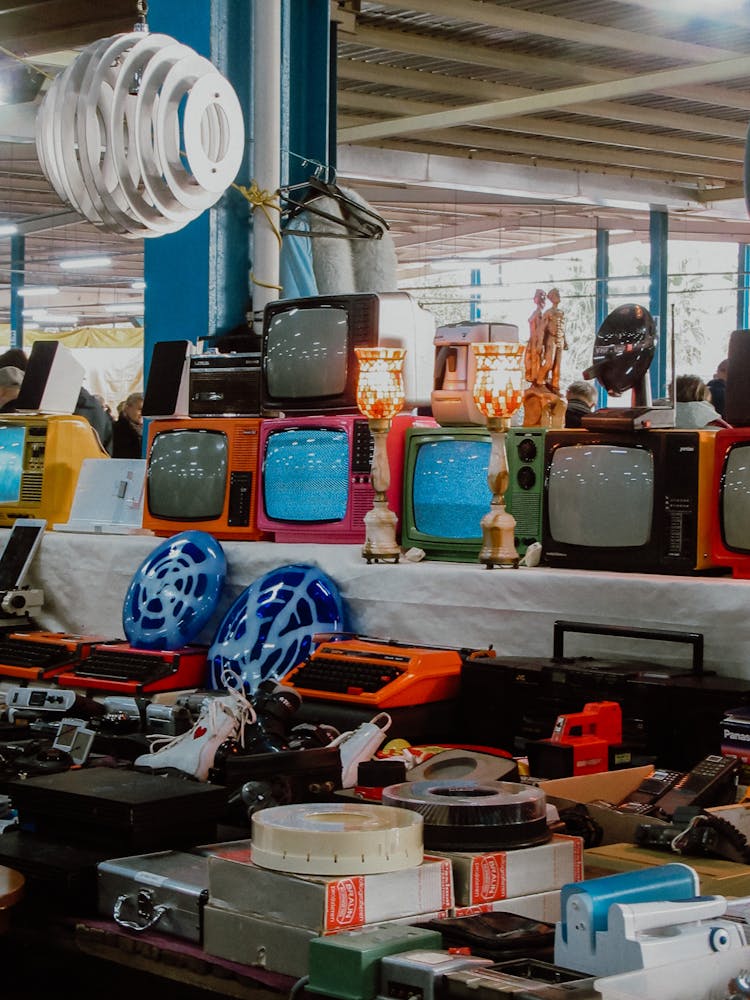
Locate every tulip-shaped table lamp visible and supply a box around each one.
[471,341,526,569]
[355,347,406,564]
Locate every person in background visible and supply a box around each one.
[112,392,144,458]
[675,374,731,429]
[706,358,728,419]
[0,366,24,412]
[564,380,597,427]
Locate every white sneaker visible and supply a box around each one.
[135,687,255,781]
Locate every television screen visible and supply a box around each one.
[548,443,653,547]
[722,443,750,552]
[265,306,348,399]
[412,437,492,539]
[148,428,228,520]
[263,427,350,522]
[0,425,26,504]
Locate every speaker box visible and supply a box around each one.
[15,341,84,414]
[726,329,750,427]
[504,427,545,556]
[143,340,194,418]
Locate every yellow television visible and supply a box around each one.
[0,414,107,528]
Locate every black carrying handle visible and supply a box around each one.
[552,620,704,677]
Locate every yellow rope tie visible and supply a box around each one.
[0,44,56,82]
[233,180,283,291]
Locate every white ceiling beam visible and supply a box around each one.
[339,54,750,143]
[336,143,703,213]
[338,60,748,141]
[338,91,744,162]
[338,113,741,182]
[351,26,750,112]
[374,0,738,63]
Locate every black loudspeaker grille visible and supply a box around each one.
[143,340,190,416]
[15,341,57,410]
[726,329,750,427]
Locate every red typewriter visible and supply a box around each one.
[0,630,117,681]
[280,635,463,708]
[54,642,208,694]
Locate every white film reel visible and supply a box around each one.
[36,31,245,237]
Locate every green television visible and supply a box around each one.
[400,424,492,561]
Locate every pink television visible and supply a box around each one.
[257,413,436,543]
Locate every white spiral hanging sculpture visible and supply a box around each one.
[35,31,245,238]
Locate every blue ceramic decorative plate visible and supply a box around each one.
[207,563,346,693]
[123,531,227,650]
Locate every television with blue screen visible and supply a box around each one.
[400,425,492,561]
[0,414,106,528]
[257,413,434,543]
[142,417,266,540]
[542,428,719,574]
[261,292,435,415]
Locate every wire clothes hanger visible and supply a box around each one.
[277,162,390,240]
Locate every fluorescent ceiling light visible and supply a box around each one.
[43,313,79,324]
[104,302,144,313]
[0,224,18,237]
[130,280,146,291]
[59,256,112,270]
[17,286,60,298]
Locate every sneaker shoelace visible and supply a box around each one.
[145,686,256,754]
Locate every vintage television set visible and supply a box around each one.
[542,428,718,574]
[141,417,265,540]
[0,414,107,528]
[257,413,434,544]
[261,292,435,416]
[400,424,493,561]
[711,427,750,577]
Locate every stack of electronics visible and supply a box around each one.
[460,620,750,770]
[139,292,437,546]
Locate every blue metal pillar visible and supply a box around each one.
[594,228,609,406]
[738,243,750,331]
[10,235,24,349]
[470,268,481,321]
[648,209,669,400]
[143,0,252,385]
[281,0,331,188]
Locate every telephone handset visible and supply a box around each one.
[651,755,739,820]
[617,768,683,814]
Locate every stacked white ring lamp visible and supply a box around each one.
[36,31,244,236]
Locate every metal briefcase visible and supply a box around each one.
[97,850,209,943]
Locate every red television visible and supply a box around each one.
[712,427,750,577]
[142,417,266,540]
[257,413,435,543]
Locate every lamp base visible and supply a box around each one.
[362,499,400,564]
[478,503,520,570]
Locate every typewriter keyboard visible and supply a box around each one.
[286,655,404,695]
[0,638,74,671]
[73,649,171,685]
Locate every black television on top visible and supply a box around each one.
[261,292,435,416]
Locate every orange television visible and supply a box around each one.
[142,417,266,540]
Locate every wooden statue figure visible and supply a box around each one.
[540,287,567,394]
[524,288,546,383]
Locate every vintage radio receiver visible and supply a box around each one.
[281,636,463,708]
[189,352,261,417]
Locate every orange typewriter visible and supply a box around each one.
[0,630,118,681]
[280,634,463,708]
[54,643,209,695]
